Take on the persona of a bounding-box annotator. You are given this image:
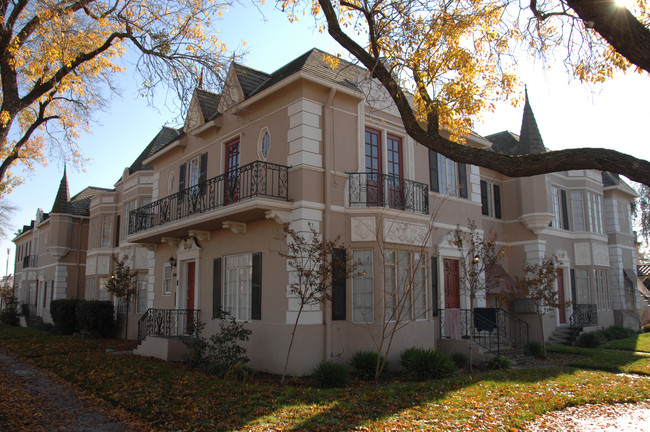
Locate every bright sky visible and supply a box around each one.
[1,2,649,277]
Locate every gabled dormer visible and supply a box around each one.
[217,63,270,113]
[184,88,221,133]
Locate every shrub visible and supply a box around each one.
[224,363,253,382]
[577,331,602,348]
[50,299,80,334]
[483,355,511,370]
[75,301,116,338]
[400,347,457,381]
[524,341,545,358]
[642,322,650,333]
[312,361,350,388]
[450,352,468,369]
[182,309,252,377]
[0,289,19,325]
[603,326,635,341]
[350,351,387,380]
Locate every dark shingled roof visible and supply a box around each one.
[51,167,70,214]
[245,48,364,98]
[233,63,271,98]
[129,126,181,174]
[602,172,621,187]
[486,89,546,155]
[195,88,220,120]
[67,187,111,216]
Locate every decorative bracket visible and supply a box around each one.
[188,230,211,242]
[161,237,180,247]
[265,210,291,225]
[222,221,247,234]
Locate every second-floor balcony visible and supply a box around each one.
[22,255,38,268]
[128,161,289,238]
[348,172,429,215]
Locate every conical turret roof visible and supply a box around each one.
[51,166,70,214]
[518,88,546,154]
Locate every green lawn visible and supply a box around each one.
[2,324,650,431]
[600,332,650,353]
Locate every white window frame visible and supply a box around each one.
[595,269,610,310]
[162,263,172,296]
[437,155,457,196]
[551,186,562,228]
[188,156,200,188]
[588,192,604,234]
[352,249,374,323]
[101,215,112,248]
[224,253,253,321]
[136,273,148,314]
[571,191,586,232]
[574,269,591,304]
[384,250,427,322]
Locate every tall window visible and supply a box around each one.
[89,217,100,249]
[352,250,374,323]
[224,253,252,320]
[225,140,240,204]
[595,269,610,310]
[384,250,427,321]
[188,156,200,188]
[85,277,97,300]
[571,191,586,231]
[617,200,631,234]
[480,180,502,219]
[101,215,112,248]
[588,192,604,234]
[574,269,591,304]
[550,186,569,230]
[98,277,108,301]
[123,199,136,240]
[162,263,172,295]
[429,150,467,198]
[136,273,148,313]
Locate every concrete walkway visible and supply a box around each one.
[0,352,132,431]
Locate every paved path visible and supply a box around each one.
[0,352,132,432]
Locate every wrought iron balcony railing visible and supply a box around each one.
[137,308,201,344]
[570,304,598,328]
[129,161,289,235]
[22,255,38,268]
[347,172,429,215]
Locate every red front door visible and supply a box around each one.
[186,262,196,331]
[557,268,566,324]
[444,259,460,309]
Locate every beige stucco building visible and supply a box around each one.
[14,49,643,375]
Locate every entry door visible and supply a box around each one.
[224,139,240,204]
[443,259,460,309]
[186,262,196,332]
[365,128,383,206]
[557,268,566,324]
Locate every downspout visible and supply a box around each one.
[323,88,337,361]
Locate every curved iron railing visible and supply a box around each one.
[137,308,200,344]
[439,307,530,355]
[570,304,598,328]
[347,172,429,215]
[129,161,289,235]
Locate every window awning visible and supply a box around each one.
[624,269,638,285]
[638,279,650,299]
[486,264,515,294]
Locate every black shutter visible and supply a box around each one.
[178,163,186,203]
[561,189,570,230]
[431,257,439,316]
[251,252,262,320]
[480,180,489,215]
[199,152,208,194]
[494,185,502,219]
[570,269,576,307]
[457,163,468,198]
[429,150,439,193]
[332,248,346,320]
[115,215,121,247]
[212,258,222,318]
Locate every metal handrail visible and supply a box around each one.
[569,303,598,328]
[137,308,201,344]
[347,172,429,215]
[439,307,530,355]
[129,160,289,235]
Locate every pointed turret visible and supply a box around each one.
[518,87,546,154]
[51,166,70,214]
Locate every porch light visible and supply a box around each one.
[473,255,480,263]
[169,257,177,268]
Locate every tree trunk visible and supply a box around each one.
[124,299,130,343]
[281,303,304,386]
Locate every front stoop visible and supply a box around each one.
[547,326,582,346]
[133,336,189,362]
